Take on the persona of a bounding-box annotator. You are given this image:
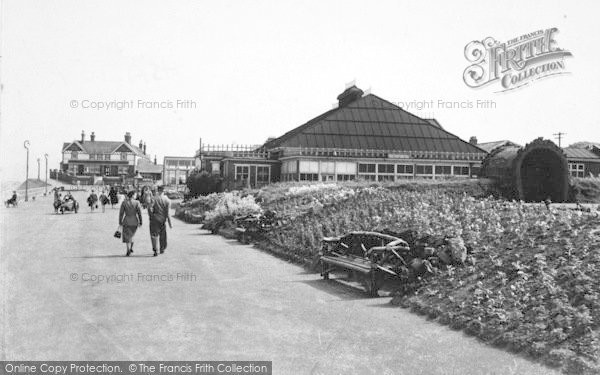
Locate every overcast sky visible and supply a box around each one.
[1,0,599,182]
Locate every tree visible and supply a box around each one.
[186,170,223,197]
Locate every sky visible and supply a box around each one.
[1,0,599,182]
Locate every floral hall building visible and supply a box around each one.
[196,85,487,189]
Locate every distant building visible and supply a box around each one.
[163,156,196,186]
[196,85,487,189]
[479,138,600,178]
[59,131,151,185]
[563,146,600,177]
[136,157,163,183]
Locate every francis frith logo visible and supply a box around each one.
[463,28,572,92]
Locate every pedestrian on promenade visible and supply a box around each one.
[5,191,18,207]
[140,186,153,209]
[118,190,143,256]
[99,190,109,213]
[109,186,119,208]
[148,185,172,257]
[87,189,98,212]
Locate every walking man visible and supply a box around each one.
[149,185,172,256]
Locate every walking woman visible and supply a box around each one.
[99,190,109,213]
[118,190,143,256]
[109,186,119,208]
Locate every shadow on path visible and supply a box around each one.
[296,278,372,301]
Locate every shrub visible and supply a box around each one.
[186,170,223,197]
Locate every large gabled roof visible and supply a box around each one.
[62,140,145,156]
[263,91,486,154]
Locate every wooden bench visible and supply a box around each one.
[319,231,410,296]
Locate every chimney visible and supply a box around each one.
[154,155,157,165]
[469,136,478,145]
[81,130,85,143]
[124,132,131,145]
[139,140,143,149]
[90,132,96,142]
[337,85,364,108]
[143,142,147,155]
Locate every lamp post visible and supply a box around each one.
[44,154,49,196]
[37,158,41,181]
[24,140,30,202]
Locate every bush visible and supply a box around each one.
[186,170,223,197]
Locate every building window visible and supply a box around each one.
[71,151,78,160]
[299,160,319,173]
[299,173,318,181]
[121,153,127,161]
[257,166,270,183]
[336,174,355,181]
[569,163,585,178]
[415,165,433,175]
[235,165,250,181]
[453,166,470,176]
[435,165,452,175]
[89,154,96,160]
[104,166,111,176]
[378,164,395,174]
[104,154,111,160]
[397,164,414,175]
[211,161,220,174]
[358,163,376,173]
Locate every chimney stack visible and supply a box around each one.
[154,155,157,165]
[124,132,131,145]
[90,132,96,142]
[469,136,478,145]
[81,130,85,143]
[143,142,147,155]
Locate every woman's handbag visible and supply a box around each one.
[114,225,122,239]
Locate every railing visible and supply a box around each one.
[197,144,269,159]
[279,147,486,161]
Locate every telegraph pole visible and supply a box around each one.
[553,132,566,147]
[44,153,49,196]
[24,140,30,201]
[37,158,41,180]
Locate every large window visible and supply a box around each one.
[121,152,128,161]
[569,163,585,178]
[71,151,78,160]
[377,164,395,182]
[378,164,395,174]
[415,165,433,176]
[337,174,355,181]
[358,163,376,173]
[235,165,250,181]
[257,166,270,183]
[435,165,452,176]
[453,166,470,176]
[397,164,414,175]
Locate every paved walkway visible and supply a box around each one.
[0,193,559,374]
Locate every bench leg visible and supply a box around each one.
[364,271,384,297]
[321,262,330,280]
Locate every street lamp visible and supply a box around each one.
[37,158,41,181]
[24,140,30,202]
[44,154,49,196]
